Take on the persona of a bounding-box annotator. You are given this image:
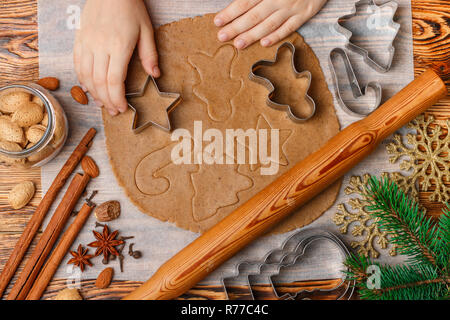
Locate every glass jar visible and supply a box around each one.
[0,83,68,168]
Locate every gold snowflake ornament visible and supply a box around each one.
[333,115,449,258]
[385,115,449,203]
[333,174,397,259]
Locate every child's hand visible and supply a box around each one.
[214,0,327,49]
[74,0,159,116]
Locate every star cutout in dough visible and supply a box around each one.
[249,115,291,171]
[126,75,181,133]
[235,114,291,172]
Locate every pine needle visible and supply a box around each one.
[343,176,450,300]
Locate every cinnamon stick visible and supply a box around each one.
[7,172,90,300]
[0,128,96,298]
[26,201,96,300]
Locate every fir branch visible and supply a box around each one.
[342,176,450,300]
[365,176,441,268]
[344,256,449,300]
[435,204,450,271]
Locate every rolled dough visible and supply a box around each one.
[103,14,342,234]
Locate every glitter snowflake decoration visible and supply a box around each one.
[333,115,449,258]
[386,115,450,203]
[333,174,397,258]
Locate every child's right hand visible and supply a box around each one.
[74,0,159,116]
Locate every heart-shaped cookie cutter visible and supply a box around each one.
[249,42,316,123]
[329,47,382,117]
[222,229,355,300]
[126,75,182,134]
[334,0,400,73]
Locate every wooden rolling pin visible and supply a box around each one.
[123,69,447,300]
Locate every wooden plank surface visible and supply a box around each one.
[0,0,449,300]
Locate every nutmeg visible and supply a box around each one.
[94,200,121,222]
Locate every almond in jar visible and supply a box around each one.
[0,83,68,168]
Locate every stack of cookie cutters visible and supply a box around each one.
[249,41,316,123]
[330,0,400,117]
[222,229,355,300]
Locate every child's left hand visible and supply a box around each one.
[214,0,327,49]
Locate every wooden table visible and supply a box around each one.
[0,0,448,300]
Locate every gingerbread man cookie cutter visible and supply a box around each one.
[334,0,400,73]
[249,42,316,123]
[329,47,382,117]
[222,229,355,300]
[126,75,182,134]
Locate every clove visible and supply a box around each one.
[128,243,142,259]
[85,190,98,207]
[95,221,106,228]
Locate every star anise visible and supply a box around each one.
[88,225,124,261]
[67,244,94,272]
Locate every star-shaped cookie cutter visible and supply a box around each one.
[126,75,181,134]
[334,0,400,73]
[249,42,316,123]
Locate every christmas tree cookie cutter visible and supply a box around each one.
[222,229,355,300]
[335,0,400,73]
[126,75,182,134]
[249,41,316,123]
[329,47,382,117]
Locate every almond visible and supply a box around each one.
[26,142,54,164]
[95,200,121,222]
[41,112,49,126]
[0,89,31,113]
[32,95,45,108]
[71,86,88,105]
[0,117,25,143]
[51,115,65,147]
[0,141,25,165]
[54,288,83,300]
[95,267,114,289]
[37,77,60,91]
[11,101,44,127]
[0,114,12,121]
[8,181,35,209]
[26,124,46,144]
[81,156,99,178]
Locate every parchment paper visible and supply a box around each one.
[38,0,414,284]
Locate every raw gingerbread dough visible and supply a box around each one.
[103,14,341,234]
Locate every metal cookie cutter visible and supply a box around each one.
[249,42,316,123]
[222,229,355,300]
[335,0,400,73]
[329,47,382,117]
[126,75,181,134]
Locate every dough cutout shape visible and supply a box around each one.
[103,14,342,234]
